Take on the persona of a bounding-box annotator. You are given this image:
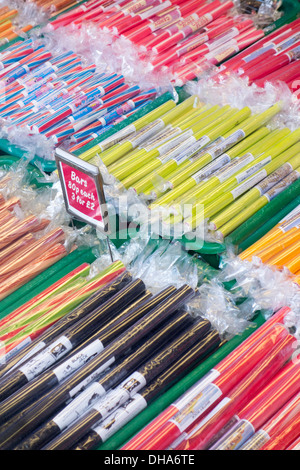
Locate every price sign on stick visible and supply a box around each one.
[55,148,113,259]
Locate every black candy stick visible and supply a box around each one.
[0,271,132,380]
[0,291,154,424]
[40,316,212,451]
[15,310,194,450]
[70,329,222,451]
[0,286,177,423]
[0,284,194,449]
[0,285,174,424]
[0,279,146,402]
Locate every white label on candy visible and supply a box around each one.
[93,394,147,443]
[192,154,231,184]
[69,357,115,398]
[235,156,272,184]
[231,169,267,199]
[169,382,223,433]
[93,371,147,418]
[53,381,106,431]
[53,339,104,383]
[19,336,73,382]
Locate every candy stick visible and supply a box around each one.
[210,154,300,232]
[0,263,90,331]
[0,281,87,348]
[0,267,129,379]
[178,334,295,450]
[122,307,291,450]
[210,358,300,450]
[73,98,177,161]
[246,226,300,264]
[169,127,280,214]
[42,316,212,450]
[0,215,41,251]
[0,285,194,449]
[183,139,300,232]
[107,104,221,177]
[127,322,289,450]
[241,392,300,450]
[216,165,300,239]
[239,206,300,261]
[287,435,300,450]
[2,289,152,422]
[17,307,195,450]
[0,228,65,284]
[12,290,180,450]
[70,329,220,450]
[259,395,300,450]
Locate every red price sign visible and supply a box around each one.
[55,148,110,234]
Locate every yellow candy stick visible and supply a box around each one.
[165,103,282,191]
[79,99,178,162]
[107,105,222,178]
[118,106,235,189]
[196,127,300,208]
[216,162,300,238]
[186,142,300,231]
[100,96,205,167]
[157,125,296,216]
[171,127,289,211]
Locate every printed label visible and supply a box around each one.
[19,336,73,382]
[216,153,255,183]
[173,369,220,410]
[206,28,239,52]
[256,163,293,195]
[99,124,137,151]
[189,137,226,164]
[214,419,255,450]
[265,170,300,202]
[235,156,272,184]
[69,357,115,398]
[279,204,300,224]
[7,340,46,373]
[53,381,106,431]
[53,339,104,383]
[128,120,165,148]
[158,134,196,163]
[240,429,270,450]
[212,44,239,63]
[94,394,147,443]
[207,130,246,160]
[4,336,33,362]
[169,383,223,433]
[93,371,147,419]
[231,170,268,200]
[139,125,180,151]
[192,154,231,184]
[173,135,211,166]
[157,129,193,156]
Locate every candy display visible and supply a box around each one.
[0,0,299,454]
